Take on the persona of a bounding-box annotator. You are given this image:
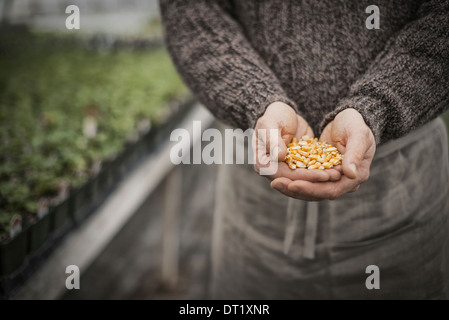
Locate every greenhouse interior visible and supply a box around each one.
[1,0,449,302]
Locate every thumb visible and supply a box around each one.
[256,121,293,163]
[270,131,289,163]
[342,130,368,179]
[255,104,297,163]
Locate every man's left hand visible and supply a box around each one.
[270,108,376,201]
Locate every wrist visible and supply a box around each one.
[265,101,297,115]
[320,97,382,145]
[256,101,297,126]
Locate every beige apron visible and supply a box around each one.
[210,118,449,299]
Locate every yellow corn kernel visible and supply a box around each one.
[284,137,343,170]
[301,146,311,152]
[308,163,321,170]
[322,162,332,169]
[296,161,307,168]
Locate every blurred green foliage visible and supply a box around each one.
[0,29,188,239]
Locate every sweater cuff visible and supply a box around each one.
[319,96,386,145]
[248,93,300,129]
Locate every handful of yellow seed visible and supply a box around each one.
[284,136,344,170]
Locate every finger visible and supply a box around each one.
[270,166,341,183]
[252,132,269,173]
[267,162,331,182]
[326,166,342,181]
[342,129,370,179]
[271,177,322,201]
[306,126,314,138]
[259,114,297,152]
[287,176,359,200]
[270,177,291,192]
[272,131,287,163]
[295,115,314,139]
[254,132,286,176]
[256,126,288,163]
[332,165,343,173]
[319,122,333,144]
[254,148,271,173]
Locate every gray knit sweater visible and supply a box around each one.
[160,0,449,145]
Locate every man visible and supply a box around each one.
[160,0,449,299]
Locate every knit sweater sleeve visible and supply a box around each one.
[159,0,298,129]
[320,0,449,145]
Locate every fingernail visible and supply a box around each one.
[271,146,281,162]
[349,163,357,176]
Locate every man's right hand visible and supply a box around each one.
[252,102,342,183]
[269,108,374,201]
